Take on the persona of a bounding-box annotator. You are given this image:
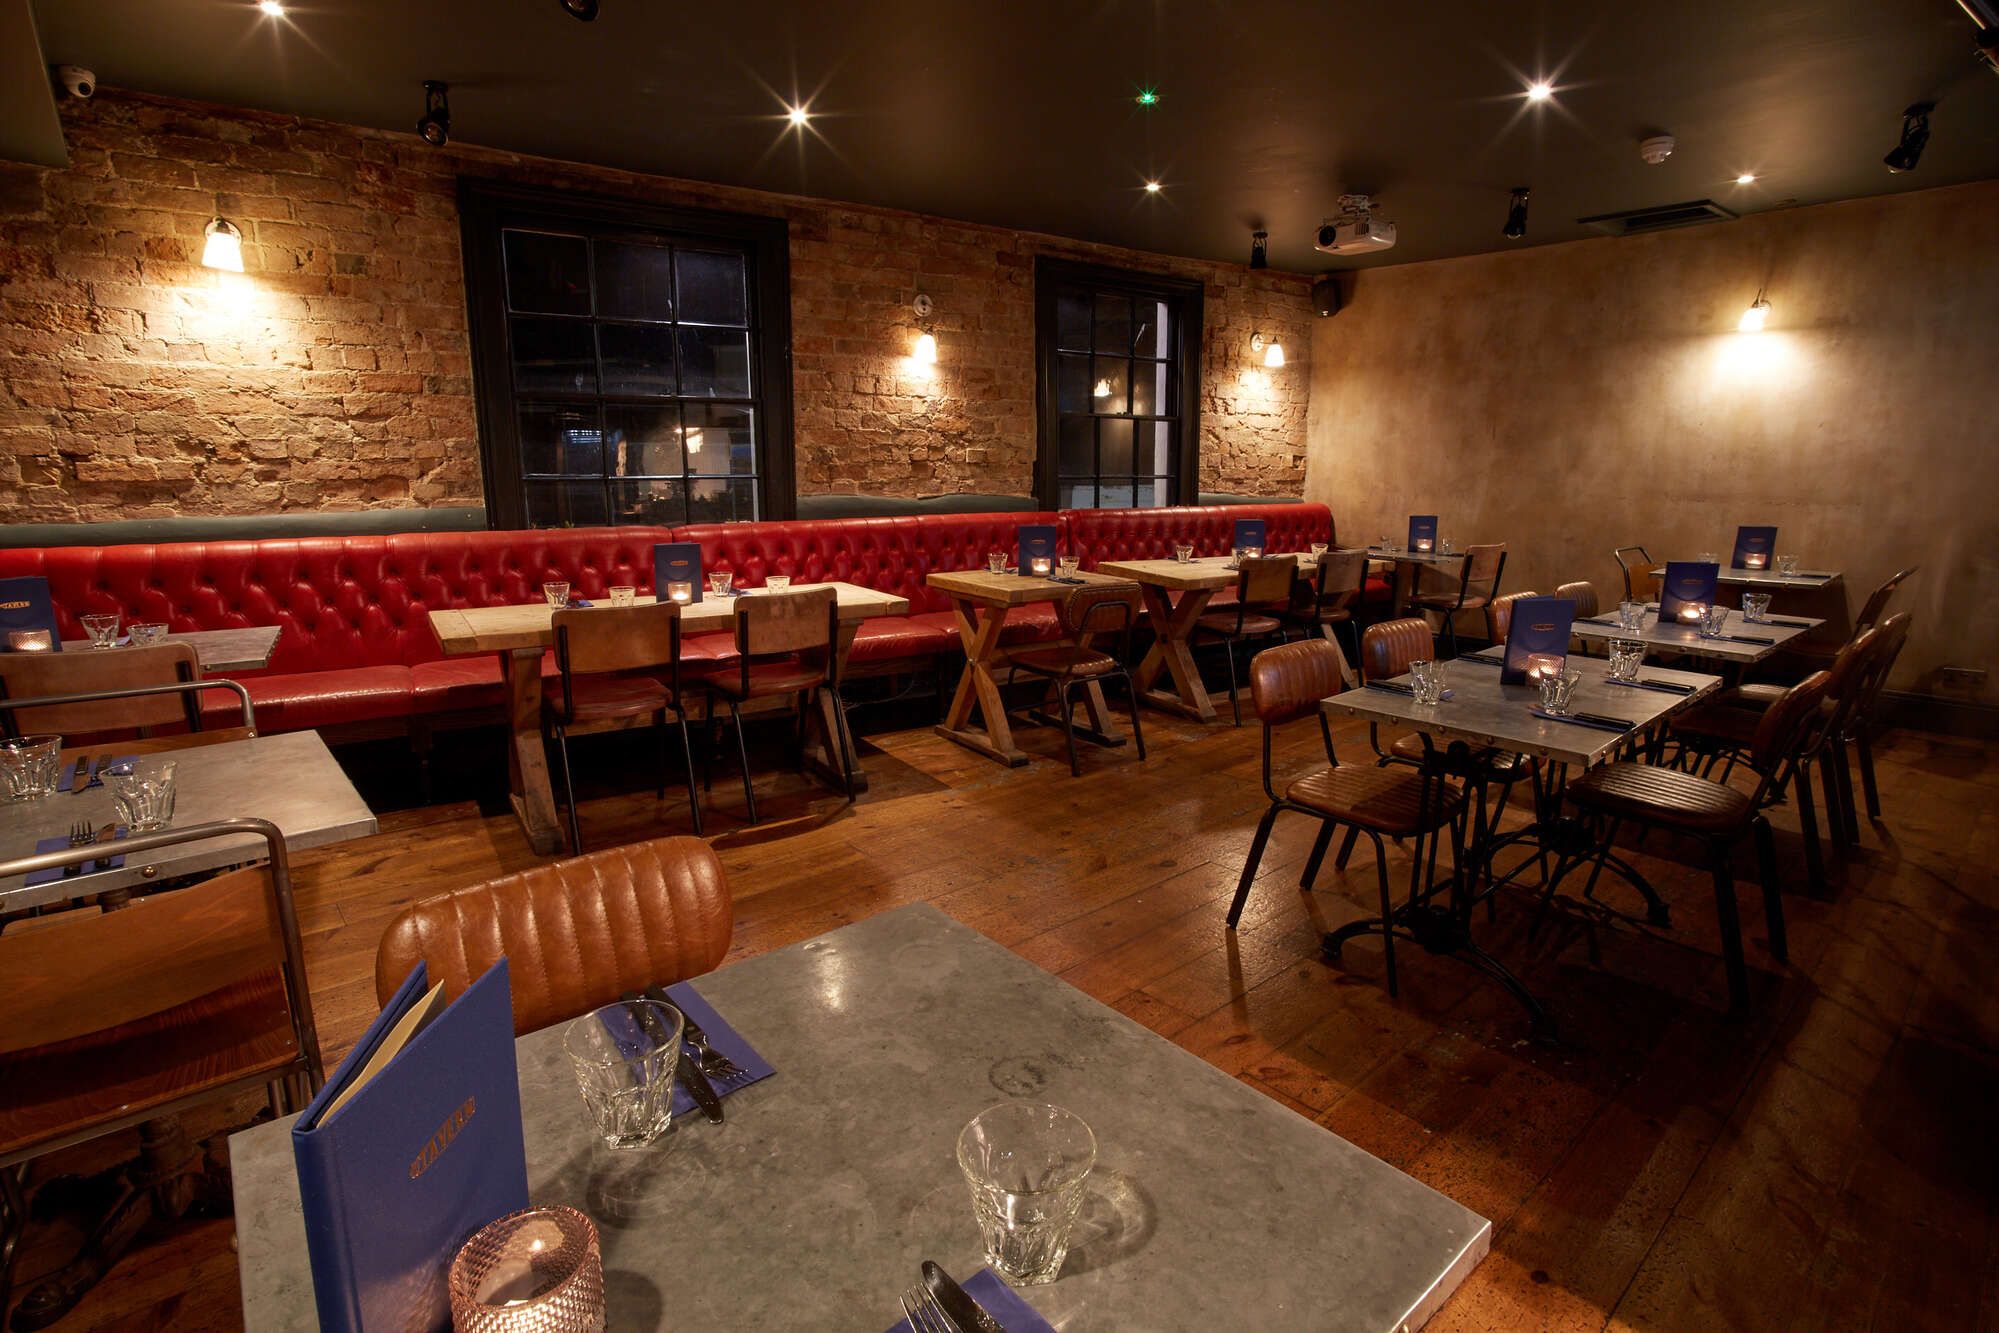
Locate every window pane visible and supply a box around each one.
[1055,293,1090,351]
[1057,353,1092,414]
[594,240,675,322]
[504,231,591,316]
[598,323,677,397]
[511,317,597,393]
[685,403,756,476]
[1091,357,1126,415]
[1131,360,1168,416]
[524,479,609,527]
[1057,416,1093,475]
[676,250,748,326]
[1140,421,1174,474]
[1099,418,1133,474]
[688,476,758,523]
[1092,293,1132,354]
[604,403,682,476]
[1133,300,1169,358]
[518,405,602,476]
[1134,477,1171,508]
[612,477,687,526]
[677,327,752,397]
[1098,479,1134,508]
[1058,480,1095,509]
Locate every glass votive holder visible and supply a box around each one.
[1057,555,1080,578]
[1308,542,1328,559]
[1414,538,1434,553]
[987,551,1009,575]
[1537,670,1582,716]
[1676,601,1708,628]
[105,758,177,830]
[1740,592,1772,622]
[1239,546,1263,562]
[608,586,636,607]
[5,629,54,653]
[1775,554,1799,577]
[708,571,734,597]
[1741,552,1768,570]
[1607,638,1646,682]
[1695,552,1720,567]
[665,581,693,605]
[564,1000,683,1150]
[1617,600,1647,631]
[1172,542,1194,563]
[1699,603,1730,638]
[127,621,169,646]
[81,613,121,648]
[1524,652,1566,684]
[0,735,62,802]
[447,1205,605,1333]
[764,573,792,593]
[1029,556,1053,578]
[542,581,571,609]
[1409,659,1447,705]
[958,1102,1096,1287]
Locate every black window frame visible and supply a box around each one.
[1033,256,1202,510]
[459,178,796,527]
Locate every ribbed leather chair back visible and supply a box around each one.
[1360,617,1433,683]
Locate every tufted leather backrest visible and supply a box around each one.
[373,835,732,1037]
[1553,581,1600,619]
[1249,638,1347,727]
[1361,618,1434,683]
[1485,591,1540,644]
[1065,503,1333,569]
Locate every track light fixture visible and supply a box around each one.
[416,81,451,147]
[560,0,600,17]
[1883,103,1932,173]
[1249,229,1268,270]
[1503,188,1529,240]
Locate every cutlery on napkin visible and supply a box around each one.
[1605,677,1696,695]
[1531,708,1636,733]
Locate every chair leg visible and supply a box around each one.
[728,700,758,825]
[1710,845,1750,1012]
[1227,804,1282,928]
[1334,824,1360,870]
[1060,680,1082,777]
[1752,815,1787,962]
[1856,729,1882,818]
[1817,747,1848,850]
[1301,824,1335,890]
[827,688,858,800]
[1831,736,1860,844]
[1792,761,1826,897]
[1224,636,1242,726]
[1372,834,1399,996]
[1444,616,1459,660]
[702,700,716,792]
[1,1162,27,1321]
[1118,669,1147,762]
[675,713,704,836]
[551,725,584,855]
[653,708,669,799]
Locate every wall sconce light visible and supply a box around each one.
[910,293,937,364]
[201,217,245,272]
[913,332,937,364]
[1249,229,1268,270]
[1250,332,1284,368]
[1739,290,1771,332]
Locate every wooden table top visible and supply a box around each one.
[1322,650,1721,769]
[1650,566,1843,590]
[427,583,911,655]
[924,568,1132,606]
[1366,546,1470,565]
[1570,608,1821,663]
[59,626,281,673]
[1096,552,1324,591]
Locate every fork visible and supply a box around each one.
[64,820,93,877]
[646,987,745,1082]
[899,1285,961,1333]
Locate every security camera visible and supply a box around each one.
[54,65,96,100]
[1316,223,1339,249]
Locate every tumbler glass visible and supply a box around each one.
[1057,556,1080,579]
[958,1102,1096,1286]
[104,758,176,830]
[0,735,61,802]
[1700,603,1730,638]
[126,622,169,646]
[1409,659,1447,705]
[1775,554,1800,577]
[1740,592,1772,622]
[1538,671,1581,716]
[448,1205,606,1333]
[564,1000,683,1150]
[81,613,121,648]
[764,574,792,593]
[987,551,1009,575]
[542,581,570,609]
[1617,600,1647,631]
[608,586,636,607]
[1172,542,1194,563]
[1607,638,1646,682]
[1308,542,1329,559]
[707,571,734,597]
[1695,552,1720,567]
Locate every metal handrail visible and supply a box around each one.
[0,678,256,733]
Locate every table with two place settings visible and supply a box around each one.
[1365,545,1467,615]
[1570,606,1824,675]
[1649,564,1850,640]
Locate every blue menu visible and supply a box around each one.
[0,576,62,650]
[1016,524,1058,575]
[1407,515,1439,552]
[293,960,528,1333]
[1501,595,1577,686]
[1658,561,1719,624]
[1730,525,1778,570]
[653,541,703,604]
[1231,518,1267,552]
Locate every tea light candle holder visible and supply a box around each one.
[1524,652,1566,682]
[1678,602,1707,625]
[448,1205,605,1333]
[5,629,53,653]
[666,581,693,604]
[1742,553,1767,570]
[1029,556,1053,578]
[1414,538,1434,553]
[1240,546,1263,561]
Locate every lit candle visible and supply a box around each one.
[1525,652,1565,682]
[1679,602,1706,625]
[1415,538,1434,553]
[1030,556,1053,577]
[667,581,692,604]
[1240,546,1262,561]
[6,629,53,653]
[1743,553,1767,570]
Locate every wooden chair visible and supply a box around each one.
[1005,582,1147,777]
[0,819,320,1320]
[0,643,203,739]
[1483,590,1540,646]
[1227,638,1467,1001]
[1767,565,1918,677]
[0,679,257,754]
[1557,672,1831,1010]
[544,601,701,853]
[704,586,853,825]
[1281,550,1367,667]
[1613,546,1658,602]
[1412,543,1506,659]
[1553,580,1600,619]
[374,835,732,1036]
[1190,554,1299,726]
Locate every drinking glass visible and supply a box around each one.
[1379,534,1397,552]
[564,1000,683,1150]
[1439,538,1455,555]
[1695,552,1720,566]
[1700,603,1730,638]
[0,735,62,802]
[1775,554,1800,577]
[608,585,636,607]
[708,571,734,597]
[448,1205,606,1333]
[958,1102,1096,1286]
[1057,555,1080,579]
[1308,542,1329,559]
[987,551,1009,574]
[764,573,792,593]
[1172,542,1194,563]
[104,759,177,830]
[127,621,169,646]
[1607,638,1646,682]
[81,613,121,648]
[1740,592,1772,622]
[1537,670,1581,716]
[1617,600,1647,631]
[542,581,570,609]
[1409,659,1447,705]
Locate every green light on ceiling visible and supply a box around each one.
[1135,88,1160,106]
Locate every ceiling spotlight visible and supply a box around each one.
[1735,172,1758,185]
[416,80,450,147]
[1739,293,1771,333]
[1883,103,1932,173]
[1503,188,1529,240]
[1249,229,1268,270]
[1525,80,1554,103]
[1135,88,1160,107]
[257,0,286,15]
[1143,180,1162,194]
[201,216,245,272]
[560,0,600,17]
[786,104,810,128]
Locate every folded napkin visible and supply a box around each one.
[1046,576,1088,585]
[565,598,593,608]
[24,828,128,887]
[1364,681,1454,701]
[59,753,137,792]
[1456,653,1503,666]
[1755,616,1814,628]
[1717,633,1776,645]
[1531,708,1635,734]
[598,983,775,1119]
[1605,677,1696,696]
[883,1268,1055,1333]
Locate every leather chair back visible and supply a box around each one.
[1554,581,1600,619]
[1847,611,1912,730]
[374,835,733,1037]
[1856,567,1918,630]
[1062,582,1139,640]
[1484,591,1539,645]
[1360,617,1433,683]
[0,641,202,736]
[1750,671,1832,774]
[1248,638,1346,728]
[1463,543,1506,589]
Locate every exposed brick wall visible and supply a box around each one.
[0,90,1312,525]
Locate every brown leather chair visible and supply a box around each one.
[0,643,203,739]
[1227,638,1467,1000]
[1281,550,1367,666]
[1559,671,1831,1011]
[374,834,732,1037]
[1006,582,1147,776]
[703,586,853,825]
[544,601,700,853]
[1192,555,1299,726]
[1613,546,1659,602]
[1553,580,1600,620]
[1483,590,1540,646]
[1412,543,1506,659]
[1766,564,1918,675]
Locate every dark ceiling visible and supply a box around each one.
[26,0,1999,270]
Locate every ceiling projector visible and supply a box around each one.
[1315,194,1396,255]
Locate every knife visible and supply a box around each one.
[1365,680,1415,696]
[923,1261,1006,1333]
[87,752,113,789]
[88,823,116,874]
[1719,633,1777,645]
[1605,677,1696,695]
[70,754,92,795]
[625,989,723,1124]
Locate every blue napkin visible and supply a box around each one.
[1605,677,1695,696]
[882,1268,1055,1333]
[1531,708,1634,734]
[596,982,774,1118]
[562,598,593,608]
[24,828,128,887]
[59,753,137,792]
[1364,681,1453,701]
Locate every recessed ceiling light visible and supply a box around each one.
[1143,180,1162,193]
[1735,172,1757,185]
[786,104,810,128]
[257,0,285,14]
[1136,88,1160,107]
[1525,81,1554,103]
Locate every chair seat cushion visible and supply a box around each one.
[1565,762,1751,833]
[1670,704,1760,748]
[1285,764,1464,834]
[706,661,828,700]
[201,665,413,732]
[0,971,298,1161]
[1413,592,1490,613]
[1196,611,1285,637]
[848,615,960,663]
[545,674,673,723]
[1007,645,1120,678]
[1719,683,1784,710]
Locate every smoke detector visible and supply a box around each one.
[1639,135,1677,165]
[1314,193,1398,255]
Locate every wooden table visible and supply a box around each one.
[924,569,1131,766]
[1571,607,1822,665]
[1365,545,1467,613]
[59,626,282,673]
[230,903,1491,1330]
[427,585,909,855]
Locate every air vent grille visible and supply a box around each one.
[1578,199,1739,237]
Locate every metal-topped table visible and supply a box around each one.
[58,626,282,673]
[1570,607,1821,665]
[229,903,1490,1330]
[1650,565,1841,592]
[1365,544,1468,614]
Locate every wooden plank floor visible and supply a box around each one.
[10,694,1996,1331]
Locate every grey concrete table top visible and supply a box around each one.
[1650,565,1842,591]
[229,903,1490,1331]
[0,730,375,911]
[57,625,281,672]
[1323,651,1721,769]
[1569,608,1820,663]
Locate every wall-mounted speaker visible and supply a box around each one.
[1312,277,1341,318]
